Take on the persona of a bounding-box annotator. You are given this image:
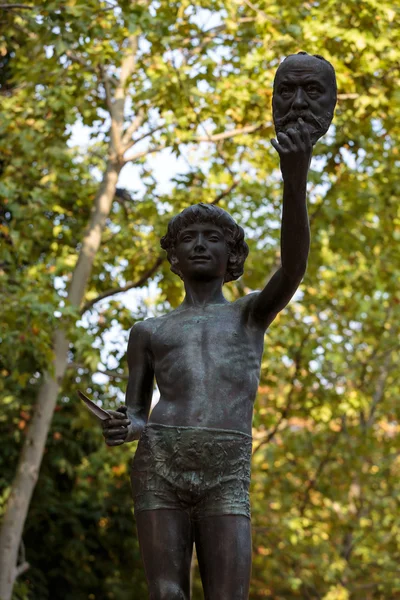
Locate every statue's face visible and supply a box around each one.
[272,54,336,145]
[173,223,229,281]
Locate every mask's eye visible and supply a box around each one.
[306,84,322,98]
[279,84,293,98]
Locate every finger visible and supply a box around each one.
[103,427,128,437]
[286,127,306,152]
[105,424,128,432]
[298,118,311,148]
[102,418,130,429]
[106,433,128,441]
[104,429,128,440]
[277,131,291,147]
[271,138,280,152]
[117,406,127,414]
[277,131,293,146]
[102,427,130,439]
[271,138,290,155]
[102,425,129,435]
[106,409,127,419]
[279,130,297,152]
[106,438,126,446]
[102,424,130,435]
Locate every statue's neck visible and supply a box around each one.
[181,278,227,308]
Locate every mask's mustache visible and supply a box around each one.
[275,110,332,131]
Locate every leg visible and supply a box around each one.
[135,509,193,600]
[194,515,252,600]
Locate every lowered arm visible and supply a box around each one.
[102,321,154,446]
[124,321,155,440]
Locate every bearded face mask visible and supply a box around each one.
[272,53,337,146]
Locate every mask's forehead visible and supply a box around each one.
[275,55,331,88]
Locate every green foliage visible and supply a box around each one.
[1,0,399,598]
[19,400,147,600]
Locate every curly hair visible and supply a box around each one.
[160,203,249,283]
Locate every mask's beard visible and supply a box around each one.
[274,110,333,144]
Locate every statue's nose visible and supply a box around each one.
[292,88,309,110]
[194,234,206,251]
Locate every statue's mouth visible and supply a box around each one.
[190,255,211,262]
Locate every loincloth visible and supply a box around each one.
[130,423,252,520]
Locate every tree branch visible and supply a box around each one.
[0,2,115,10]
[196,123,264,142]
[241,0,279,24]
[15,561,29,578]
[0,3,33,8]
[211,179,239,205]
[99,66,122,157]
[97,369,129,380]
[123,124,264,164]
[181,18,257,65]
[337,93,359,100]
[69,363,129,381]
[359,311,394,429]
[80,255,164,314]
[65,50,97,74]
[252,330,311,455]
[123,143,170,164]
[299,430,342,515]
[118,35,138,90]
[169,51,254,184]
[100,35,139,161]
[15,540,29,579]
[125,124,164,149]
[112,36,138,153]
[365,353,392,428]
[121,109,145,150]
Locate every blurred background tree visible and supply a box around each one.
[0,0,399,599]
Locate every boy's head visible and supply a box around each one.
[161,203,249,283]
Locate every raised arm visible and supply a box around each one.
[102,321,154,446]
[250,118,311,329]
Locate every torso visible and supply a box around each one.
[144,294,265,435]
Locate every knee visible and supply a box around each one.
[149,580,188,600]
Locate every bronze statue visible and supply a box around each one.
[102,52,337,600]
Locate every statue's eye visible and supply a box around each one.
[181,235,193,242]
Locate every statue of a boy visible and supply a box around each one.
[102,52,337,600]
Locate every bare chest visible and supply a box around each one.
[151,306,264,363]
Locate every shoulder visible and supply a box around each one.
[231,291,272,329]
[129,317,158,346]
[231,291,261,312]
[127,318,162,366]
[129,313,173,342]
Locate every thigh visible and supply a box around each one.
[194,515,252,600]
[136,509,194,600]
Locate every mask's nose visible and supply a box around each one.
[292,87,309,111]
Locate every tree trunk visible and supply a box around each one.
[0,163,120,600]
